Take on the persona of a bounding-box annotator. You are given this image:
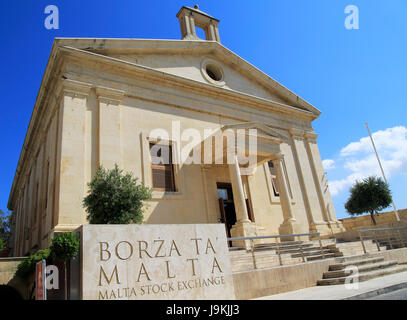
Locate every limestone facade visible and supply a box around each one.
[8,6,344,256]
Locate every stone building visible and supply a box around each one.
[8,6,344,256]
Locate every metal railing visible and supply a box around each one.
[359,226,407,254]
[227,232,329,270]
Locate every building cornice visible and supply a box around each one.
[59,46,318,121]
[53,38,320,116]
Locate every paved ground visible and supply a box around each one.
[366,287,407,300]
[255,270,407,300]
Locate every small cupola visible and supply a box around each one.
[176,5,221,43]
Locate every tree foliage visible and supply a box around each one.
[345,176,392,225]
[15,232,79,279]
[15,249,51,279]
[83,164,152,224]
[49,232,79,261]
[0,209,11,250]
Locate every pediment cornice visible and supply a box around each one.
[53,38,320,116]
[222,122,286,144]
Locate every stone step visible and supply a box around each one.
[229,241,309,253]
[323,260,398,279]
[230,244,327,257]
[328,257,385,271]
[332,243,385,250]
[305,252,339,261]
[377,241,407,249]
[276,245,324,254]
[335,253,376,263]
[254,241,305,249]
[230,257,305,271]
[291,248,332,258]
[230,252,302,263]
[228,247,245,252]
[230,248,276,257]
[317,264,407,286]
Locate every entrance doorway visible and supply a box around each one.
[217,182,255,246]
[217,183,237,241]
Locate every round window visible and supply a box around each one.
[200,58,225,86]
[205,64,223,82]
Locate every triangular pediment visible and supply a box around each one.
[222,122,287,143]
[54,38,320,116]
[222,122,281,137]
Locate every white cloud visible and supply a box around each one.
[328,126,407,196]
[322,159,335,170]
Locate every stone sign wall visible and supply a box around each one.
[79,224,236,300]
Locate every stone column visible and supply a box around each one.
[228,155,250,224]
[272,155,298,236]
[228,155,257,249]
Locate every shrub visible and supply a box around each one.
[15,249,51,279]
[83,164,152,224]
[49,232,79,261]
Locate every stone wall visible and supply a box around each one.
[339,209,407,231]
[232,258,334,299]
[0,257,30,299]
[333,209,407,241]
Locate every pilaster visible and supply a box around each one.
[96,86,125,170]
[289,128,327,234]
[54,79,91,229]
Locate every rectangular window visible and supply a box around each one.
[150,142,176,192]
[268,161,279,197]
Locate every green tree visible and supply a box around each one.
[83,164,152,224]
[49,232,80,300]
[0,209,11,250]
[49,232,79,261]
[345,176,392,225]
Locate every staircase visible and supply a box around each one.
[326,240,387,257]
[373,234,407,250]
[229,240,341,272]
[317,254,407,286]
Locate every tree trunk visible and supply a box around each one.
[370,210,377,225]
[64,260,67,300]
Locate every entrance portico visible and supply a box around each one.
[198,122,299,244]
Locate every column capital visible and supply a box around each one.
[271,153,284,162]
[304,132,318,143]
[288,128,305,140]
[55,79,92,99]
[96,86,125,105]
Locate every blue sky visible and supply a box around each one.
[0,0,406,220]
